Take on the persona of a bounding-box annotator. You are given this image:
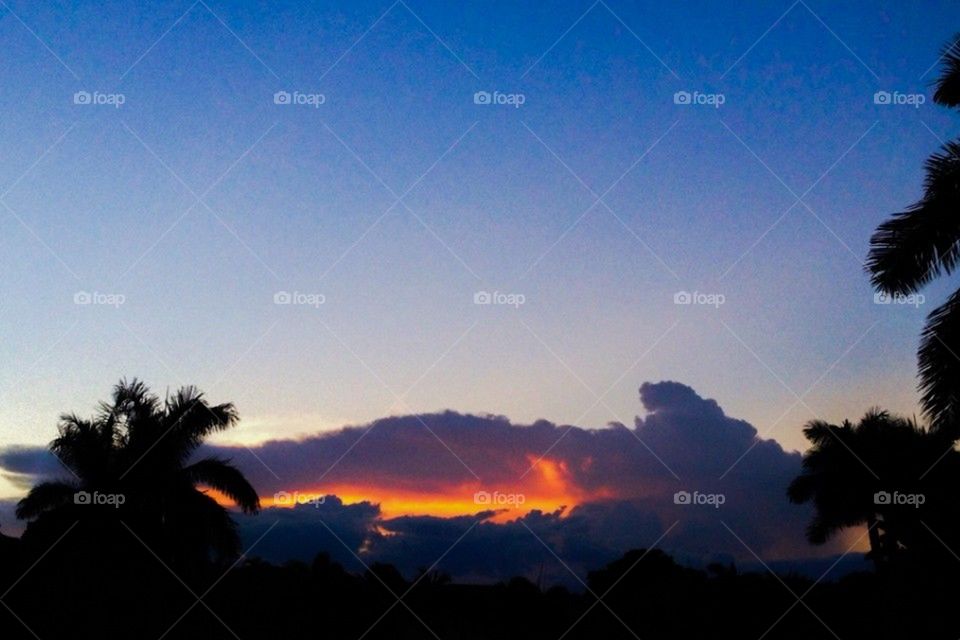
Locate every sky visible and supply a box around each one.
[0,0,958,569]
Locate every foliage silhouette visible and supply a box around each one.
[868,33,960,433]
[788,409,960,571]
[15,379,259,568]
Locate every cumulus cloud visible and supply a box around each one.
[0,381,843,581]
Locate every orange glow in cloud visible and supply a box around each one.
[246,455,614,522]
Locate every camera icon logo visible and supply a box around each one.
[874,491,891,505]
[74,291,92,305]
[73,91,92,105]
[673,91,691,105]
[474,91,492,105]
[874,292,891,304]
[673,291,692,305]
[473,490,491,505]
[873,91,891,105]
[273,490,292,505]
[673,491,692,505]
[474,291,492,305]
[74,491,92,505]
[274,291,292,304]
[274,91,291,105]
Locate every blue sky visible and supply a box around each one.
[0,0,958,497]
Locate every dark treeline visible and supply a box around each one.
[0,532,957,639]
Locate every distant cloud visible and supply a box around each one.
[0,445,67,490]
[0,381,847,581]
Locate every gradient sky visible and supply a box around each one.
[1,0,958,501]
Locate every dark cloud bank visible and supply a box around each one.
[0,382,868,585]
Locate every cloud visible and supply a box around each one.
[0,381,841,579]
[226,381,830,580]
[241,495,381,567]
[237,501,666,586]
[0,445,66,490]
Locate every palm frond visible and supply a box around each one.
[51,414,113,480]
[933,34,960,107]
[918,289,960,433]
[801,420,838,446]
[16,480,79,520]
[162,391,239,462]
[184,457,260,514]
[867,142,960,294]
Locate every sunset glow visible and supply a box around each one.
[241,455,615,522]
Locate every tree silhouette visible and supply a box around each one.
[788,409,960,570]
[15,379,260,565]
[867,34,960,433]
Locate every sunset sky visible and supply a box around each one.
[0,1,958,572]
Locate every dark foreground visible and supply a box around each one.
[0,530,955,640]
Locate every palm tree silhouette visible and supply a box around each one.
[16,379,260,564]
[867,34,960,433]
[788,409,958,569]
